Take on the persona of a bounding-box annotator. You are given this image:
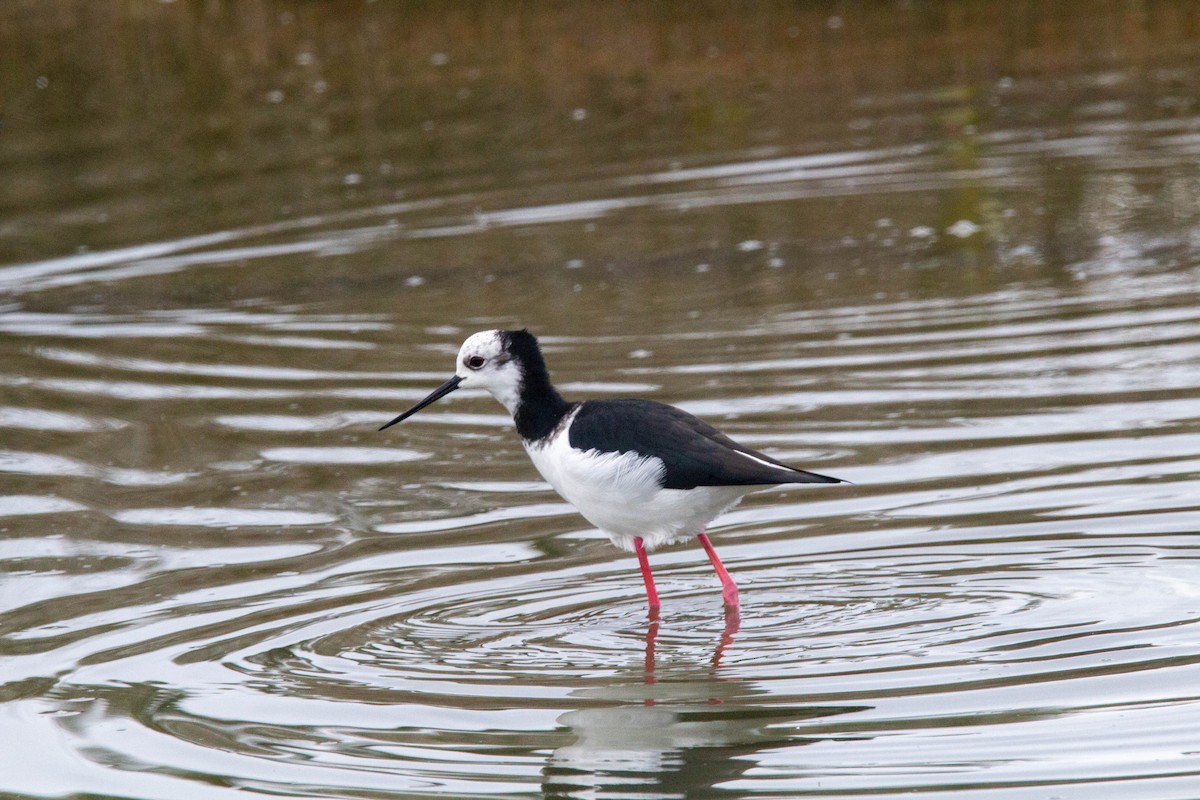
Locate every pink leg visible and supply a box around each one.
[697,532,740,608]
[634,536,661,613]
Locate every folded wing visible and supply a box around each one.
[568,399,844,490]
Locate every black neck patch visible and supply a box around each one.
[500,329,573,442]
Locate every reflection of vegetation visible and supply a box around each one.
[935,88,986,261]
[1,1,1199,284]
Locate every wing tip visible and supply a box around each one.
[788,468,849,485]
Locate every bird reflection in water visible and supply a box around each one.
[543,607,869,799]
[644,605,741,686]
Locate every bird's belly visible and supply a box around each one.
[574,484,748,551]
[524,438,749,551]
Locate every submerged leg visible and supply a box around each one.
[697,532,740,608]
[633,536,661,613]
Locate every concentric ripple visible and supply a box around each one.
[6,9,1200,795]
[5,259,1200,797]
[6,510,1196,799]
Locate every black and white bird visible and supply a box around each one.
[380,329,844,612]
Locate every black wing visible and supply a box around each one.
[567,399,843,490]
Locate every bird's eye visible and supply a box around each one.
[466,355,487,370]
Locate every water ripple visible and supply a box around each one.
[3,65,1200,797]
[6,521,1195,798]
[111,508,339,527]
[2,268,1199,797]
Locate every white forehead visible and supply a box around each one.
[457,330,505,361]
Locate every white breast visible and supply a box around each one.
[523,413,751,552]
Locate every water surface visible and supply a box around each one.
[3,3,1200,798]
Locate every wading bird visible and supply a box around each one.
[380,330,844,612]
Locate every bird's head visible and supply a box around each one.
[379,329,536,430]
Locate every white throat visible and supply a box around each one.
[489,373,524,417]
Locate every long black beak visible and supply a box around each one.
[379,375,464,431]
